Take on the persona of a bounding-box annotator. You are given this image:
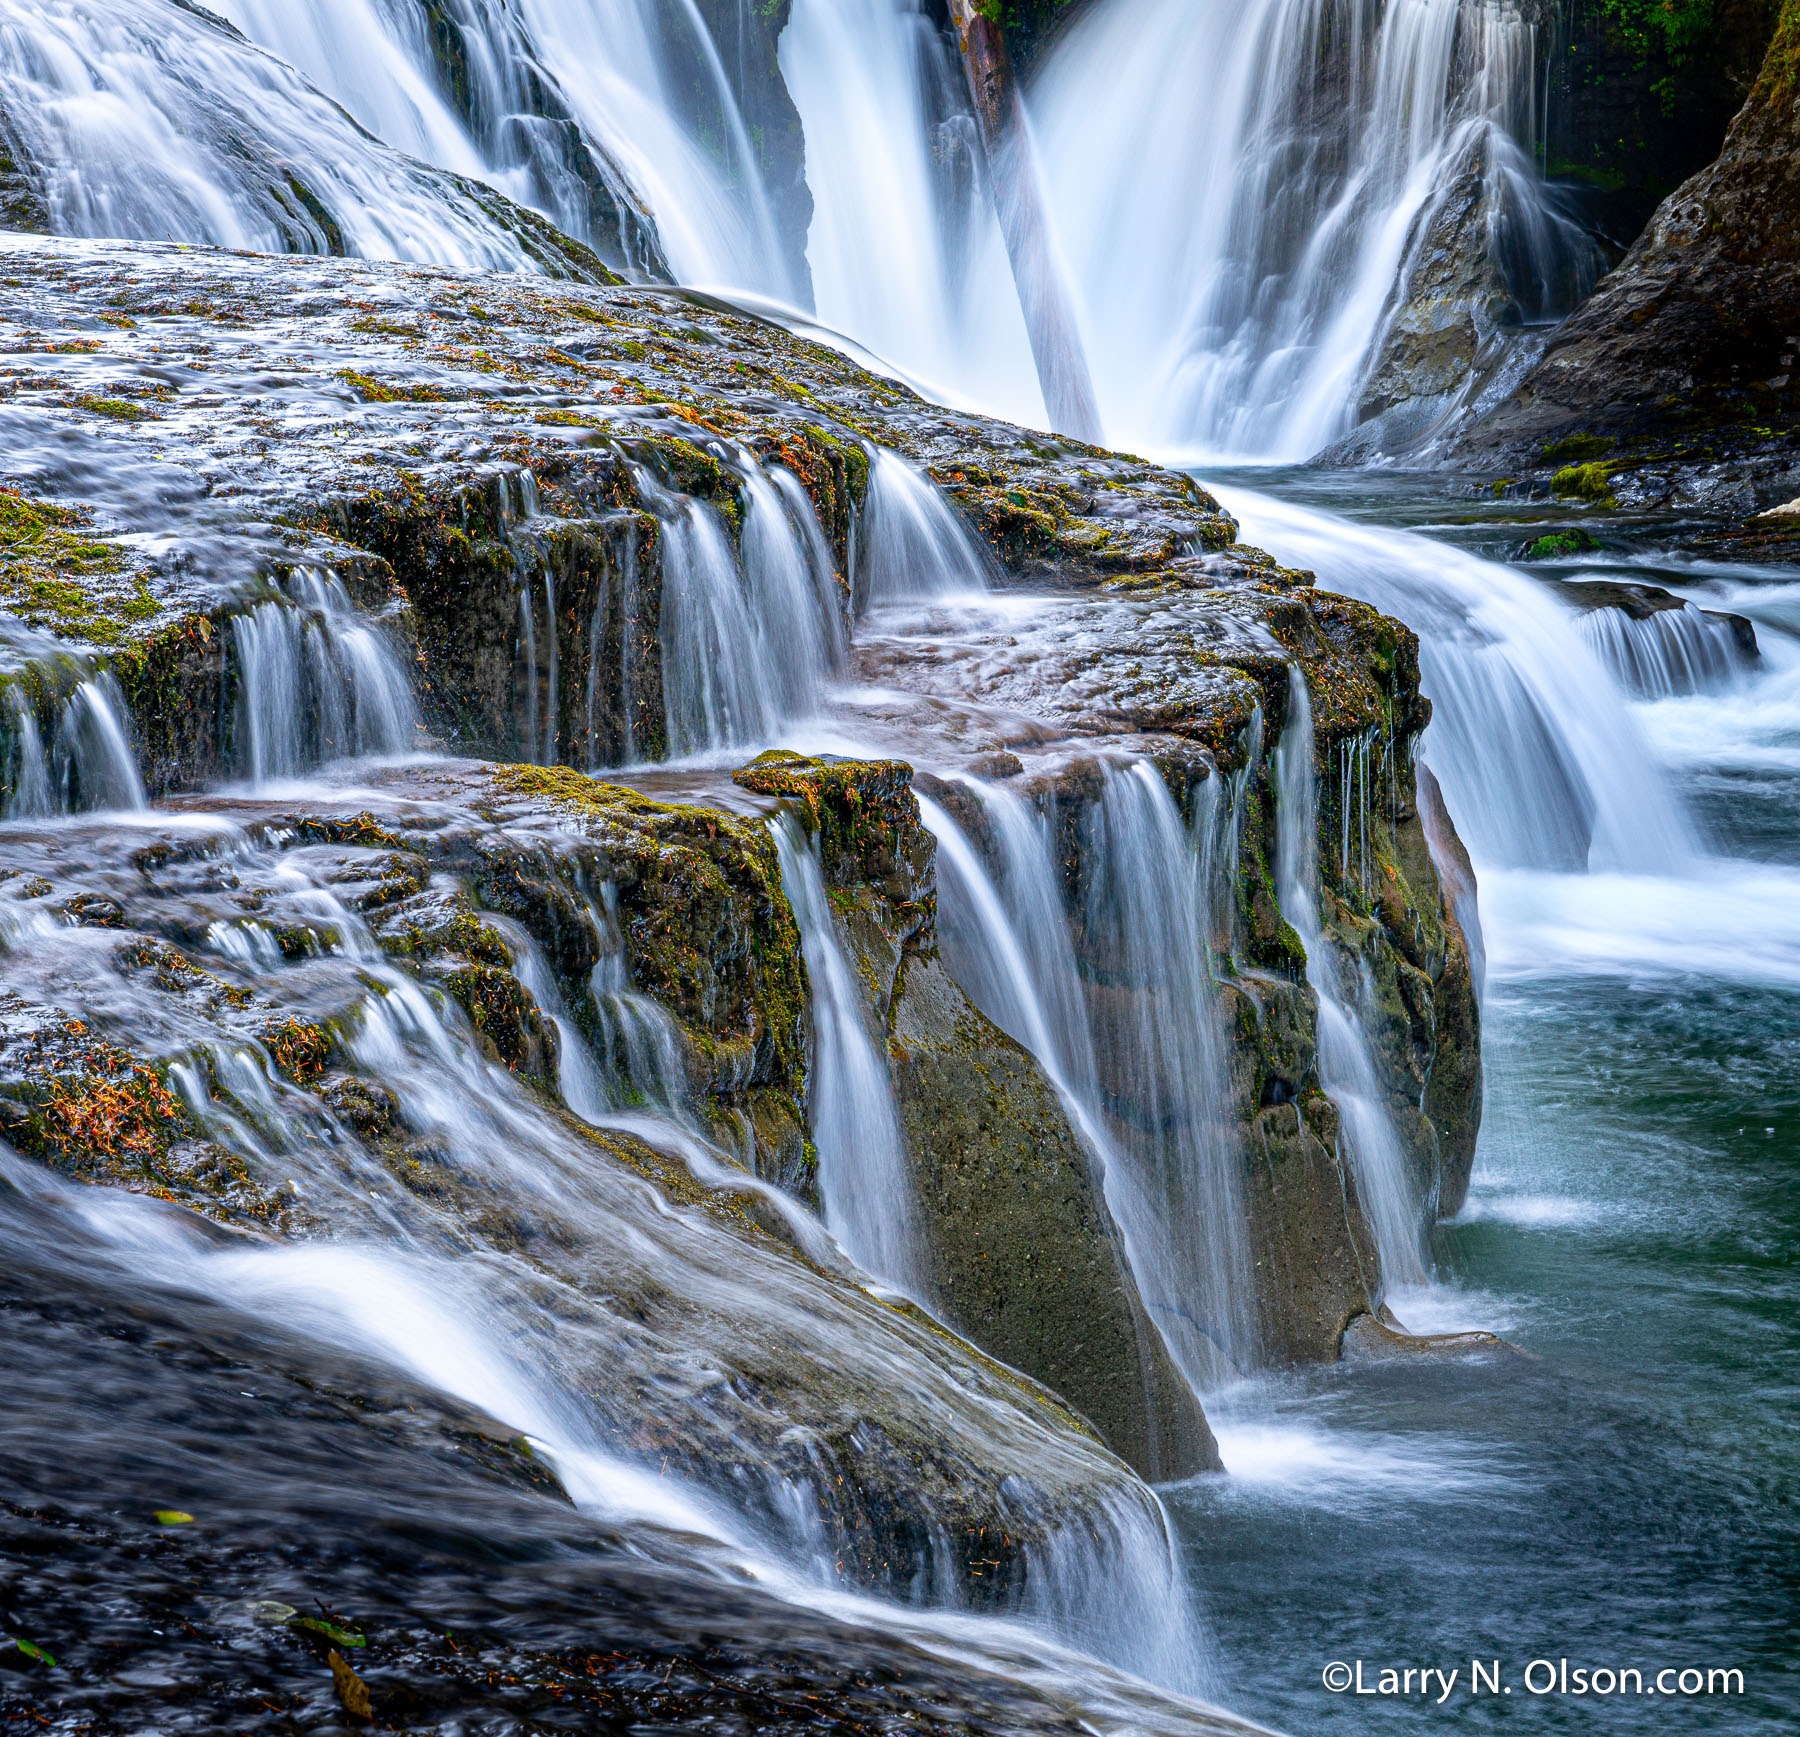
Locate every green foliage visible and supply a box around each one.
[1598,0,1719,110]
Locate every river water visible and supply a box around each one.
[1174,472,1800,1735]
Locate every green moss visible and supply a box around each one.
[72,394,160,422]
[0,488,160,642]
[1551,461,1619,505]
[1522,527,1602,559]
[1542,433,1616,464]
[337,369,459,403]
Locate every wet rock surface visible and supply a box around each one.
[0,232,1488,1727]
[0,1215,1258,1737]
[0,770,1177,1623]
[1459,0,1800,511]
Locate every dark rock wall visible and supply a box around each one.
[1460,0,1800,487]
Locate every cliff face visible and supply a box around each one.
[1460,0,1800,499]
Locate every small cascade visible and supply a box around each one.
[50,677,147,813]
[1078,762,1257,1384]
[584,518,649,768]
[738,459,850,714]
[611,450,849,759]
[583,882,691,1115]
[3,687,52,819]
[1221,485,1696,874]
[1333,726,1382,899]
[1578,603,1756,700]
[633,470,776,755]
[231,570,417,782]
[922,766,1254,1390]
[858,448,994,608]
[1274,669,1425,1288]
[770,811,926,1297]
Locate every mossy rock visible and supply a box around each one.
[888,954,1219,1482]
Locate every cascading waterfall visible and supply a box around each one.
[57,678,146,812]
[210,0,794,289]
[2,0,1602,452]
[1079,763,1258,1382]
[231,570,417,782]
[630,451,848,757]
[4,685,52,819]
[921,766,1255,1389]
[739,459,850,710]
[1578,602,1757,700]
[3,674,148,817]
[1028,0,1599,455]
[770,811,927,1299]
[0,0,581,270]
[1218,485,1696,873]
[779,0,1047,426]
[858,447,996,608]
[1273,668,1427,1288]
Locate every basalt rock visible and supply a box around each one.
[1459,0,1800,506]
[744,751,1220,1481]
[0,780,1181,1615]
[888,952,1222,1481]
[0,237,1481,1386]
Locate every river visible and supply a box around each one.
[1177,471,1800,1734]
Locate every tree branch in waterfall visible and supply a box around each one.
[946,0,1103,445]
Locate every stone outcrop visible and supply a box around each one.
[0,764,1185,1612]
[736,750,1219,1481]
[1460,0,1800,505]
[1351,135,1525,450]
[0,236,1481,1423]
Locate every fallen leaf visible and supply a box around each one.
[328,1648,372,1721]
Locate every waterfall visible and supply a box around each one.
[4,687,51,819]
[208,0,790,288]
[1079,763,1257,1383]
[779,0,1047,427]
[2,0,1598,450]
[629,453,848,758]
[1273,669,1426,1289]
[39,677,147,813]
[921,767,1254,1388]
[231,571,417,783]
[581,880,691,1116]
[770,812,926,1299]
[1028,0,1598,456]
[0,0,585,270]
[739,460,850,711]
[1220,486,1696,874]
[1578,603,1756,700]
[858,449,995,608]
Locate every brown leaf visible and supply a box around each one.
[328,1649,372,1722]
